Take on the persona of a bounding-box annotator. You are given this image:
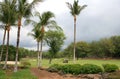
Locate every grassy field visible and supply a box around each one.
[1,58,120,79]
[0,69,37,79]
[24,58,120,68]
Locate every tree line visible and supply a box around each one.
[0,45,37,61]
[63,36,120,59]
[1,34,120,64]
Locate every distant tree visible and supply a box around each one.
[110,36,120,58]
[45,30,66,64]
[0,45,37,61]
[63,41,90,59]
[99,38,115,57]
[66,0,87,62]
[63,43,74,58]
[76,41,90,59]
[89,41,103,58]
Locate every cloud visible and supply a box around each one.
[0,0,120,50]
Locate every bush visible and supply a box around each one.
[20,61,31,68]
[47,64,62,72]
[102,64,119,72]
[61,64,81,75]
[48,64,103,75]
[80,64,103,74]
[48,64,81,75]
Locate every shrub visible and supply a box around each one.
[20,61,31,68]
[61,64,81,75]
[102,64,119,72]
[47,64,62,72]
[80,64,103,74]
[48,64,103,75]
[48,64,81,75]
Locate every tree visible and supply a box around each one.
[63,41,90,59]
[0,45,37,61]
[45,30,66,64]
[63,43,73,58]
[33,11,57,67]
[110,36,120,58]
[99,38,115,57]
[0,25,7,64]
[0,0,17,69]
[28,29,42,68]
[76,41,90,59]
[14,0,42,72]
[89,41,103,58]
[66,0,87,62]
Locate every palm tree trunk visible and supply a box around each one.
[39,40,43,68]
[37,42,40,68]
[0,29,6,64]
[73,15,76,63]
[3,28,10,70]
[14,18,21,72]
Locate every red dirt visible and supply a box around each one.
[31,68,79,79]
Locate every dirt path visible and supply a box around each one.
[31,68,77,79]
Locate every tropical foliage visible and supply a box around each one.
[45,30,66,64]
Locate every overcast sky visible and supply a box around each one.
[0,0,120,51]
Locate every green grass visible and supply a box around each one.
[10,69,37,79]
[25,58,120,68]
[1,58,120,79]
[0,69,6,79]
[0,69,37,79]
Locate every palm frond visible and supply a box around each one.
[0,25,5,29]
[66,2,73,10]
[79,5,87,12]
[24,19,37,26]
[66,0,87,16]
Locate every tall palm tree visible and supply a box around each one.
[0,0,17,69]
[14,0,42,72]
[34,11,56,68]
[28,28,42,68]
[0,25,7,64]
[66,0,87,63]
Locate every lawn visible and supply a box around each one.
[1,58,120,79]
[0,69,37,79]
[25,58,120,68]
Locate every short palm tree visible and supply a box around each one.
[66,0,87,62]
[0,0,17,69]
[14,0,42,72]
[28,28,42,68]
[34,11,56,67]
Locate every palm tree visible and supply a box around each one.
[28,28,42,68]
[0,25,7,64]
[14,0,42,72]
[34,11,56,68]
[0,0,17,69]
[66,0,87,63]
